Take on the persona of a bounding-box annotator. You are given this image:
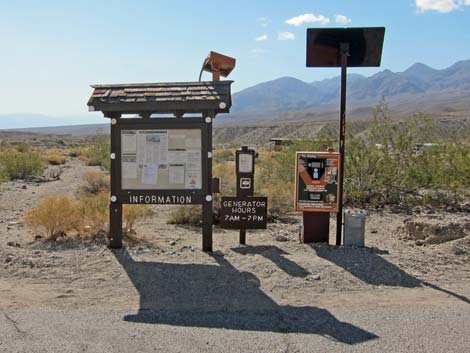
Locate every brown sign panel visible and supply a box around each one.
[220,197,268,229]
[295,151,341,213]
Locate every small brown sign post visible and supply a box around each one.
[87,80,233,252]
[295,151,341,243]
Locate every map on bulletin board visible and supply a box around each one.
[121,129,202,190]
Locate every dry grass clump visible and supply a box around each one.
[77,191,109,235]
[40,148,68,165]
[25,190,153,240]
[167,206,201,226]
[24,195,81,240]
[82,170,110,194]
[123,205,154,233]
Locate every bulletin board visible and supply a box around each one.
[120,129,202,190]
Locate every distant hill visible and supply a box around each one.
[223,60,470,124]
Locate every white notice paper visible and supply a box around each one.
[238,154,253,173]
[142,163,158,185]
[122,132,137,153]
[122,154,137,179]
[185,150,201,189]
[169,165,185,185]
[144,134,160,164]
[158,131,168,165]
[168,150,187,164]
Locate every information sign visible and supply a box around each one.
[295,152,340,213]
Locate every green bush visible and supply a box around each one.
[0,147,46,180]
[85,135,110,171]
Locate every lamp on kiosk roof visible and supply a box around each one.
[199,51,236,81]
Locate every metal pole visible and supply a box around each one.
[336,43,349,246]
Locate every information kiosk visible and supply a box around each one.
[87,80,233,251]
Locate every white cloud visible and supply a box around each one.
[335,14,352,24]
[255,34,268,42]
[416,0,470,13]
[285,13,330,26]
[256,17,271,27]
[278,32,296,41]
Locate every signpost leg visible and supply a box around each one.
[302,212,329,243]
[109,114,123,249]
[336,43,349,246]
[239,230,246,245]
[109,203,123,249]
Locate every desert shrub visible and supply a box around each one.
[343,103,470,208]
[0,147,46,180]
[40,148,68,165]
[24,195,81,240]
[256,130,336,217]
[67,146,87,158]
[79,191,109,232]
[213,160,237,196]
[213,148,235,163]
[167,205,202,226]
[84,135,110,171]
[81,170,110,194]
[123,205,154,233]
[77,191,109,234]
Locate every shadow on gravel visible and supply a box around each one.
[310,244,470,304]
[231,245,310,278]
[113,248,378,344]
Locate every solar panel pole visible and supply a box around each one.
[336,42,349,246]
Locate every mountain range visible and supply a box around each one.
[219,59,470,125]
[2,59,470,131]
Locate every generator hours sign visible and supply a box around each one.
[121,129,202,190]
[220,197,268,229]
[295,151,341,213]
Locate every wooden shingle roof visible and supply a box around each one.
[87,81,233,115]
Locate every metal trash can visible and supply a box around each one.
[343,211,366,247]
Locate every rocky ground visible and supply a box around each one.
[1,159,469,352]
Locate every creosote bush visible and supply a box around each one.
[0,147,46,181]
[84,135,110,171]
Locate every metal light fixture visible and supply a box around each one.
[199,51,236,81]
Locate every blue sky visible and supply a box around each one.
[1,0,470,127]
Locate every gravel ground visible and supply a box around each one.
[1,158,469,352]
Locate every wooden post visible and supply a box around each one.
[108,113,123,249]
[202,112,214,252]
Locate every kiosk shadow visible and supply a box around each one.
[113,249,377,344]
[232,245,310,278]
[310,244,470,304]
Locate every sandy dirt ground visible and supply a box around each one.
[1,159,469,352]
